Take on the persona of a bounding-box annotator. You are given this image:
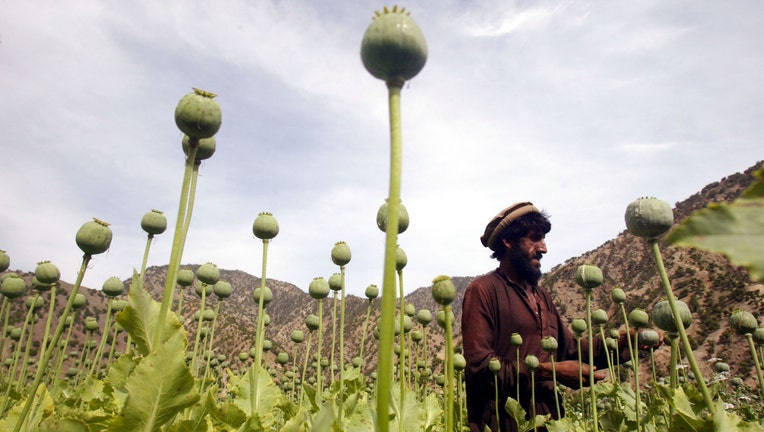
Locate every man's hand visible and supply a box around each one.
[537,360,606,389]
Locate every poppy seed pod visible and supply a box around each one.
[436,309,454,329]
[730,309,758,335]
[84,317,99,332]
[328,273,343,292]
[252,286,273,306]
[102,276,125,297]
[396,246,408,271]
[416,309,432,326]
[308,277,330,300]
[365,284,379,300]
[571,319,587,336]
[1,275,27,299]
[196,263,220,286]
[752,327,764,345]
[253,212,279,240]
[0,250,9,273]
[628,308,650,329]
[611,287,626,304]
[511,332,523,347]
[195,283,213,297]
[291,330,305,344]
[489,358,501,373]
[76,218,112,256]
[331,241,352,267]
[361,6,428,83]
[541,336,558,354]
[576,264,603,291]
[34,261,60,285]
[431,275,456,306]
[141,210,167,236]
[525,354,540,371]
[591,309,609,326]
[72,293,87,309]
[638,329,661,347]
[376,198,410,234]
[176,268,195,287]
[625,197,674,239]
[213,280,233,299]
[174,88,222,139]
[182,135,216,161]
[652,299,692,333]
[453,354,466,372]
[305,314,320,331]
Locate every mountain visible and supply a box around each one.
[2,161,762,384]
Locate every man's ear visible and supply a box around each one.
[502,238,512,250]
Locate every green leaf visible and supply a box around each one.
[116,272,184,356]
[0,384,55,431]
[666,197,764,282]
[741,164,764,199]
[229,363,290,430]
[107,328,199,432]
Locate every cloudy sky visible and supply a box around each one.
[1,1,761,298]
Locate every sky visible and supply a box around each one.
[1,1,762,298]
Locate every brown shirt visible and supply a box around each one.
[462,268,618,432]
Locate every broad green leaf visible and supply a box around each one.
[666,198,764,282]
[504,397,551,432]
[230,363,290,430]
[38,416,91,432]
[279,410,310,432]
[713,400,764,432]
[107,328,199,432]
[116,272,184,356]
[204,384,246,428]
[0,384,55,431]
[165,415,213,432]
[422,392,443,432]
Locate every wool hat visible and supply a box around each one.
[480,202,540,250]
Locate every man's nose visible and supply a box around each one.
[536,240,547,254]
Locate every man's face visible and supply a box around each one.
[506,232,547,284]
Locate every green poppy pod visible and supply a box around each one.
[213,280,233,299]
[199,327,209,338]
[10,327,22,340]
[352,357,363,368]
[511,332,523,347]
[195,283,213,297]
[277,352,289,365]
[196,263,220,286]
[238,351,249,362]
[652,299,692,333]
[489,358,501,373]
[203,350,215,361]
[752,327,764,345]
[638,329,660,347]
[376,198,410,234]
[0,250,9,272]
[331,241,352,266]
[730,309,758,335]
[141,209,167,236]
[731,377,744,387]
[102,276,125,297]
[625,197,674,239]
[66,367,78,378]
[177,268,195,287]
[111,300,128,312]
[611,287,626,304]
[72,293,87,309]
[575,264,603,291]
[262,340,272,352]
[416,309,432,326]
[31,276,53,292]
[202,309,215,322]
[75,218,113,256]
[64,316,74,326]
[361,6,428,83]
[291,330,305,344]
[308,277,330,300]
[84,317,99,332]
[1,275,27,299]
[606,337,618,351]
[319,358,328,368]
[328,273,343,292]
[174,88,222,139]
[263,313,271,327]
[525,354,540,371]
[396,246,408,271]
[714,362,730,373]
[34,261,60,285]
[182,135,216,161]
[628,308,650,329]
[403,315,413,333]
[365,284,379,300]
[403,303,416,317]
[432,275,456,306]
[609,329,620,339]
[252,286,273,306]
[411,330,423,343]
[571,319,587,336]
[26,296,44,310]
[591,309,609,326]
[305,314,320,331]
[453,353,466,372]
[436,309,454,329]
[253,212,279,240]
[541,336,558,354]
[248,348,257,358]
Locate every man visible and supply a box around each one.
[462,202,631,432]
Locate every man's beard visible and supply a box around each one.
[507,246,542,285]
